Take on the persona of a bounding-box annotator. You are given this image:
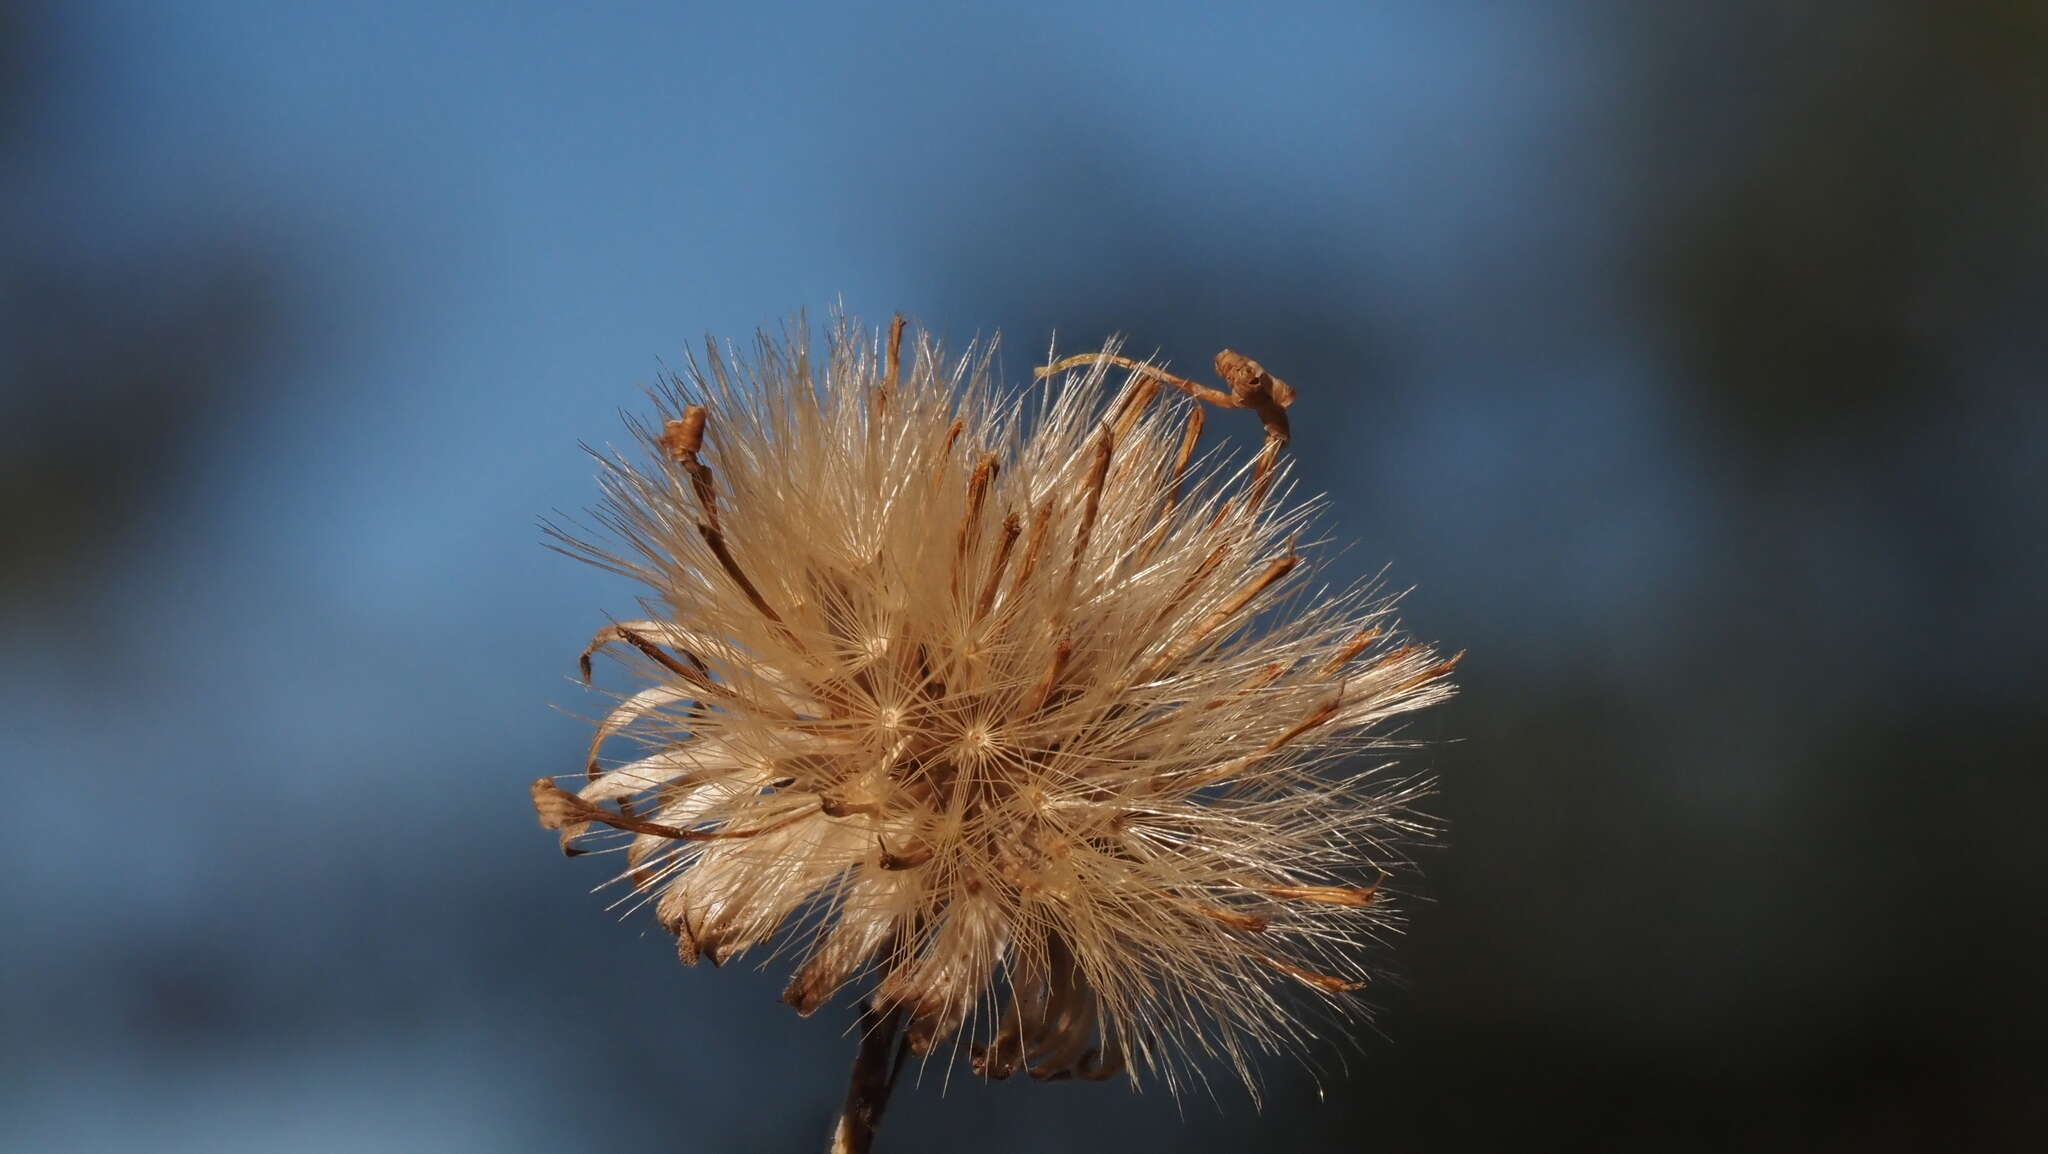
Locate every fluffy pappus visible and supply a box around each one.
[534,315,1457,1099]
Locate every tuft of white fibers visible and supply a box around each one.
[534,315,1458,1099]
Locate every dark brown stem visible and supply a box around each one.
[829,1001,907,1154]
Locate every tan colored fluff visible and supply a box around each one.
[535,316,1457,1095]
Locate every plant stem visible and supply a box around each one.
[828,1001,907,1154]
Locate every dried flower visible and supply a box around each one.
[535,316,1456,1103]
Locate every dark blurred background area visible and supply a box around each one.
[3,3,2042,1151]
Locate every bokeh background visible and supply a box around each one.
[4,3,2043,1151]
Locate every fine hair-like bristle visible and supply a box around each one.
[536,315,1457,1097]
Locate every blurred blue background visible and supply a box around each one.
[3,2,2043,1151]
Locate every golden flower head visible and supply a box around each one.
[535,315,1457,1096]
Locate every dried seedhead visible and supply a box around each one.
[536,315,1457,1097]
